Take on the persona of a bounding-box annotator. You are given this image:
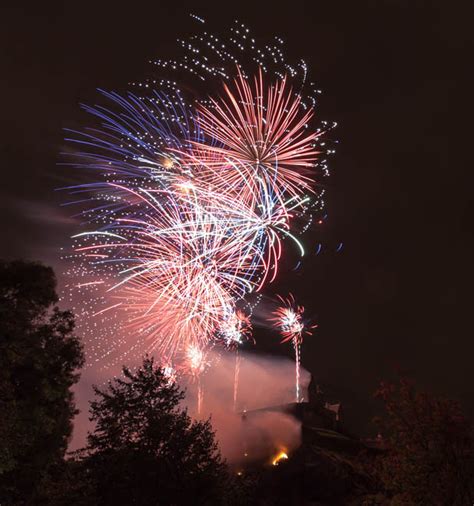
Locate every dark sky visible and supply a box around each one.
[2,1,473,431]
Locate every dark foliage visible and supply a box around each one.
[0,260,84,504]
[53,357,238,506]
[370,377,474,505]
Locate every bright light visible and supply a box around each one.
[163,157,174,169]
[272,450,289,466]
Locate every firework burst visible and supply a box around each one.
[192,68,321,199]
[63,16,331,387]
[272,294,315,402]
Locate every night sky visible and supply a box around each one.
[2,1,473,432]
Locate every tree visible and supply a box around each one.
[73,357,230,506]
[0,260,84,504]
[373,377,474,505]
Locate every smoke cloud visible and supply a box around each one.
[72,349,310,465]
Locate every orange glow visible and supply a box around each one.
[272,450,289,466]
[163,157,174,169]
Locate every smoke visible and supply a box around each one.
[72,349,310,465]
[186,349,310,464]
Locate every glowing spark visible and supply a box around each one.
[272,450,289,466]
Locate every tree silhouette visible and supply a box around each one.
[374,377,474,505]
[74,357,230,505]
[0,260,84,504]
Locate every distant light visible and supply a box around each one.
[272,450,289,466]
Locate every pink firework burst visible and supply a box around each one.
[217,308,253,348]
[272,294,315,402]
[272,294,313,344]
[189,67,322,200]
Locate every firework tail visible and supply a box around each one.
[197,376,203,416]
[293,338,301,403]
[233,350,241,411]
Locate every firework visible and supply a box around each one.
[63,17,330,385]
[215,308,252,411]
[191,68,320,200]
[233,351,241,412]
[186,345,209,415]
[162,364,177,385]
[272,294,314,402]
[217,308,252,347]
